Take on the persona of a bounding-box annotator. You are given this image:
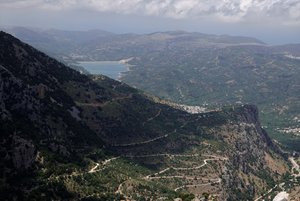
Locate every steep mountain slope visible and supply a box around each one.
[0,31,108,200]
[0,31,293,201]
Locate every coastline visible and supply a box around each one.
[77,58,134,81]
[117,57,135,81]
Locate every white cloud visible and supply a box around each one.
[1,0,300,26]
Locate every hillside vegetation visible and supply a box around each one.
[5,27,299,151]
[0,31,297,200]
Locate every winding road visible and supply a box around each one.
[114,153,228,198]
[142,109,162,126]
[124,153,200,158]
[88,157,120,173]
[173,157,227,171]
[254,157,300,201]
[289,157,300,177]
[144,155,228,179]
[115,181,128,199]
[75,93,133,108]
[253,184,279,201]
[112,134,169,147]
[174,178,222,191]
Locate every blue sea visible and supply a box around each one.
[78,61,127,80]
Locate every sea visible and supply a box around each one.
[78,61,128,80]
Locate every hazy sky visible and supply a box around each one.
[1,0,300,44]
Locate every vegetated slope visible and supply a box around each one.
[0,31,292,201]
[82,32,300,152]
[121,43,300,152]
[73,31,264,61]
[40,29,298,152]
[11,27,298,152]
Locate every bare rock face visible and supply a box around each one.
[213,105,289,200]
[11,134,36,170]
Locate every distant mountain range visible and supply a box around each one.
[2,26,112,57]
[1,31,298,200]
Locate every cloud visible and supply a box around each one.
[1,0,300,26]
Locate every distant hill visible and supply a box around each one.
[2,26,112,56]
[0,31,293,200]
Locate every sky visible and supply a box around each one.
[0,0,300,44]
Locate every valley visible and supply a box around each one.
[0,29,299,201]
[4,27,299,152]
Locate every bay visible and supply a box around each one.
[78,61,128,80]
